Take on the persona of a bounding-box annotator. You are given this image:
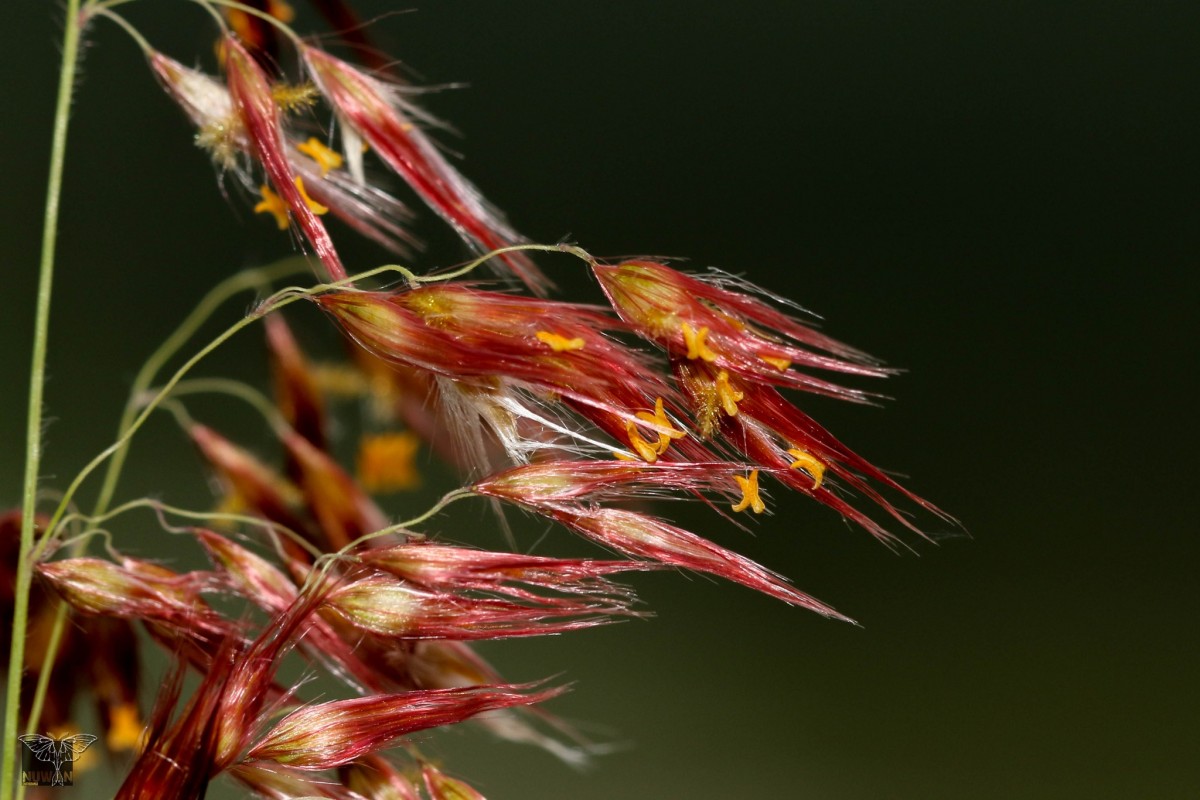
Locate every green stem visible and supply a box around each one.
[20,603,69,746]
[3,0,84,795]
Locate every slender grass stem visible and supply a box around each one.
[2,0,84,794]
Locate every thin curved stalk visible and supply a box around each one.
[2,0,84,794]
[92,258,307,517]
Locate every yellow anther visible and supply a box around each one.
[786,448,826,490]
[625,398,685,462]
[760,354,792,372]
[297,137,345,176]
[714,370,744,417]
[625,421,662,462]
[636,398,686,445]
[536,331,586,352]
[293,176,329,215]
[254,184,290,229]
[681,322,718,362]
[106,702,143,752]
[612,449,639,461]
[357,432,422,493]
[731,469,766,514]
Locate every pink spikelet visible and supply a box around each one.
[114,593,324,799]
[594,258,954,542]
[149,49,417,262]
[322,568,639,640]
[229,760,368,800]
[196,529,390,694]
[473,462,852,621]
[246,684,564,768]
[283,429,390,550]
[355,541,658,605]
[315,285,719,466]
[225,37,348,280]
[338,754,423,800]
[422,762,487,800]
[302,46,550,293]
[474,460,751,505]
[36,557,242,667]
[593,259,892,401]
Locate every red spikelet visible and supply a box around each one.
[225,37,347,280]
[246,684,564,768]
[302,46,549,293]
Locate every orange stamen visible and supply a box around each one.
[786,448,826,490]
[760,354,792,372]
[624,398,685,461]
[297,137,345,176]
[293,176,328,215]
[536,331,585,352]
[714,370,744,417]
[682,322,718,361]
[254,184,289,229]
[732,469,766,514]
[624,421,661,462]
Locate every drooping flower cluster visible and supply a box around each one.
[12,3,952,798]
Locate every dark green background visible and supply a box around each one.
[3,1,1197,797]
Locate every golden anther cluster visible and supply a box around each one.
[293,176,328,214]
[254,178,328,229]
[254,184,290,229]
[714,370,744,417]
